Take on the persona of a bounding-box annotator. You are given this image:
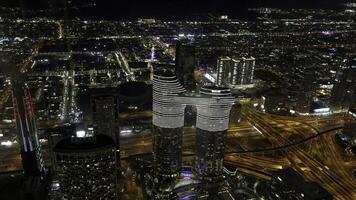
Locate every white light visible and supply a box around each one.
[120,130,132,134]
[76,130,86,138]
[120,129,133,137]
[348,112,356,118]
[1,141,13,146]
[0,133,3,137]
[253,126,263,135]
[313,108,330,113]
[204,73,216,83]
[39,139,48,143]
[51,182,60,191]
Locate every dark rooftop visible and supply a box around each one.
[54,135,114,153]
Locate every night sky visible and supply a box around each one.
[0,0,346,19]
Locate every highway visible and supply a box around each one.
[241,106,356,200]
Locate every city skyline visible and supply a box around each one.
[0,1,355,200]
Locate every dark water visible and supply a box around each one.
[0,0,345,20]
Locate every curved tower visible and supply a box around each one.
[54,134,117,199]
[195,86,234,196]
[152,69,186,186]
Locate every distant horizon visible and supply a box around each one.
[0,0,346,20]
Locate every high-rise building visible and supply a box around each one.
[80,87,120,149]
[89,90,122,192]
[152,67,234,195]
[216,57,231,86]
[54,132,117,199]
[296,72,317,114]
[152,69,186,180]
[229,57,242,86]
[242,57,256,85]
[330,61,356,112]
[152,69,186,199]
[152,66,235,199]
[92,95,118,139]
[216,56,255,87]
[12,82,45,178]
[195,86,234,196]
[175,41,196,91]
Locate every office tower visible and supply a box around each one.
[242,57,256,85]
[151,66,235,198]
[229,57,242,86]
[216,56,255,86]
[54,132,117,199]
[152,71,185,199]
[195,86,234,196]
[152,69,186,197]
[216,57,231,86]
[12,82,45,178]
[92,95,118,138]
[89,91,121,192]
[296,72,317,114]
[175,41,196,91]
[330,62,356,112]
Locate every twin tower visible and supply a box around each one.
[152,69,235,197]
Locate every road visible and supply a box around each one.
[1,102,355,199]
[241,106,356,200]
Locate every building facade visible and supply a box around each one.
[195,86,234,196]
[12,83,45,178]
[216,56,255,87]
[152,70,186,181]
[296,72,317,114]
[175,41,196,91]
[216,57,231,86]
[152,68,235,199]
[54,134,117,200]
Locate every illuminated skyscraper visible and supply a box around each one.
[152,65,235,199]
[152,69,186,180]
[195,86,234,196]
[152,69,185,199]
[216,57,231,86]
[12,82,45,178]
[242,57,256,85]
[216,56,255,87]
